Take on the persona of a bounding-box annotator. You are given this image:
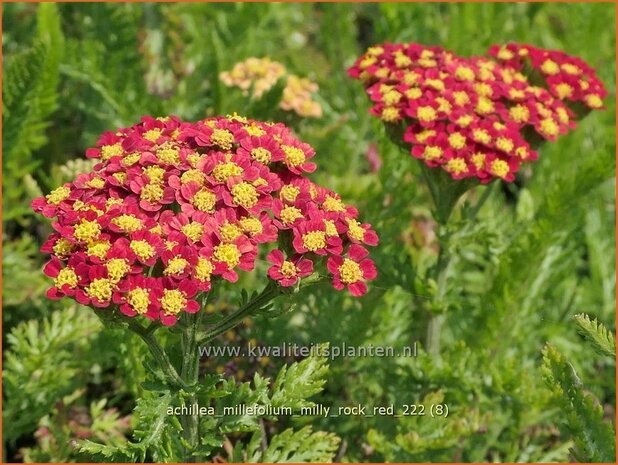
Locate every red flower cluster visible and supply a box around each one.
[33,115,379,325]
[488,43,607,110]
[348,42,606,183]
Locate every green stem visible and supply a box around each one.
[469,181,497,221]
[419,164,468,357]
[180,309,203,462]
[426,228,450,357]
[125,318,188,390]
[197,282,281,346]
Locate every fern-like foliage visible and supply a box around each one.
[269,349,329,410]
[574,313,616,358]
[542,344,615,462]
[236,425,340,463]
[78,391,181,463]
[2,306,101,443]
[2,3,63,223]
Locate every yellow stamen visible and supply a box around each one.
[54,267,78,289]
[302,231,326,252]
[339,259,362,284]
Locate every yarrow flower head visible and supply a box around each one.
[348,42,606,183]
[488,43,608,111]
[220,57,322,118]
[33,115,378,326]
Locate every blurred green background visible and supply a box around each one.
[2,2,616,463]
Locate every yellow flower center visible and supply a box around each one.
[556,107,570,124]
[471,152,486,170]
[143,128,162,142]
[280,185,300,202]
[475,97,494,114]
[496,137,514,153]
[127,288,150,314]
[245,124,266,137]
[509,104,530,123]
[181,222,204,242]
[496,47,514,60]
[164,256,189,276]
[425,79,445,91]
[161,289,187,315]
[122,152,141,166]
[280,261,298,278]
[250,147,272,164]
[417,106,437,122]
[212,162,243,182]
[86,239,111,259]
[280,206,303,225]
[382,90,402,106]
[346,219,365,241]
[53,238,74,257]
[555,83,573,99]
[213,243,241,269]
[445,158,467,175]
[561,63,580,75]
[360,56,377,69]
[381,107,400,122]
[54,268,78,289]
[339,259,363,284]
[46,186,71,205]
[195,258,214,282]
[232,182,259,209]
[584,94,603,109]
[130,240,156,261]
[472,129,491,145]
[455,66,475,81]
[456,115,473,127]
[86,278,114,302]
[239,217,263,236]
[106,258,130,282]
[405,87,422,99]
[490,159,509,178]
[515,147,530,160]
[211,129,235,150]
[156,143,180,165]
[323,195,346,212]
[541,59,559,75]
[140,183,164,203]
[282,145,306,167]
[86,177,105,189]
[540,118,559,137]
[416,130,435,143]
[186,153,203,168]
[101,143,124,160]
[113,172,127,184]
[422,146,443,160]
[452,91,470,106]
[192,189,216,212]
[143,165,166,183]
[74,219,101,242]
[394,52,412,68]
[220,222,243,242]
[112,214,144,233]
[448,132,466,150]
[302,231,326,252]
[473,82,492,97]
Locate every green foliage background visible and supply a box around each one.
[2,2,616,463]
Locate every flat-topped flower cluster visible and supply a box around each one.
[33,115,378,325]
[220,57,323,118]
[348,42,606,183]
